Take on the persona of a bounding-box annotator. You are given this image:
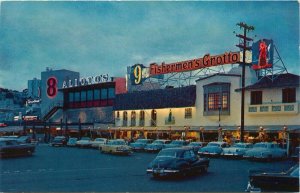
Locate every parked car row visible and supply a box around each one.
[50,136,291,161]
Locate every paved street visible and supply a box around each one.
[0,144,296,192]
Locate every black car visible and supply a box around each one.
[0,138,35,158]
[246,165,299,192]
[51,136,67,147]
[146,147,210,178]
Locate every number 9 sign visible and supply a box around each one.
[131,64,145,85]
[47,77,58,98]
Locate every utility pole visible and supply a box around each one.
[235,22,254,142]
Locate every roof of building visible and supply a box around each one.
[196,73,241,82]
[113,85,196,111]
[241,73,300,90]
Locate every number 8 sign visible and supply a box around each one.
[47,77,58,98]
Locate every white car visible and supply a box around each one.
[91,138,107,149]
[198,141,228,156]
[76,137,92,148]
[243,142,287,160]
[222,142,253,158]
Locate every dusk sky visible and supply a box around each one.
[0,1,299,91]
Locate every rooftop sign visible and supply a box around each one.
[150,52,240,76]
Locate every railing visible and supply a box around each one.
[248,102,298,115]
[41,100,63,120]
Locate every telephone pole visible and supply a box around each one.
[236,22,254,142]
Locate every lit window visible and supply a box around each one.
[203,83,230,113]
[185,108,192,119]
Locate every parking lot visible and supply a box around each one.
[1,144,296,192]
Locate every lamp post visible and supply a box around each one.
[218,102,221,127]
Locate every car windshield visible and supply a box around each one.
[108,140,125,145]
[54,136,65,140]
[157,149,179,158]
[208,143,221,147]
[18,136,28,139]
[95,138,105,142]
[153,140,164,144]
[69,138,77,142]
[171,141,184,145]
[232,144,246,148]
[190,143,201,146]
[254,143,267,148]
[81,137,90,141]
[135,139,149,144]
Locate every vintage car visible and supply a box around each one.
[144,139,171,152]
[76,137,92,148]
[130,139,153,151]
[186,142,207,153]
[91,138,107,149]
[146,147,210,178]
[0,138,36,158]
[198,141,228,156]
[243,142,286,160]
[291,146,300,162]
[16,136,32,144]
[101,139,132,155]
[221,142,253,158]
[164,140,189,149]
[51,136,67,147]
[246,165,299,192]
[67,137,78,147]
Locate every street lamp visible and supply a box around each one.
[218,102,222,127]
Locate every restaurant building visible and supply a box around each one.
[112,65,300,144]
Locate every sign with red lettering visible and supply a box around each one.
[150,52,240,76]
[47,77,58,98]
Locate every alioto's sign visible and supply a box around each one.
[62,74,109,89]
[150,52,240,76]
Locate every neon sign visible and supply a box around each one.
[252,39,273,70]
[47,77,58,98]
[150,52,240,76]
[62,74,109,88]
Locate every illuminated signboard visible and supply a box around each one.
[46,77,58,98]
[62,74,109,88]
[252,39,274,70]
[130,64,148,85]
[130,51,241,85]
[150,52,240,76]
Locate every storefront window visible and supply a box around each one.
[81,91,86,101]
[69,92,74,102]
[123,111,128,126]
[131,111,136,126]
[87,90,93,101]
[108,88,115,99]
[94,89,100,100]
[139,110,145,126]
[251,91,262,105]
[203,83,230,115]
[185,108,192,119]
[101,88,108,99]
[151,109,157,126]
[74,92,80,102]
[282,88,296,103]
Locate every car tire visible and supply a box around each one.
[201,165,208,173]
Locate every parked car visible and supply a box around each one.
[67,137,78,147]
[221,142,253,158]
[144,139,171,152]
[246,165,299,192]
[130,139,153,151]
[51,136,67,147]
[186,142,207,153]
[101,140,131,155]
[291,146,300,162]
[76,137,92,148]
[164,140,189,149]
[0,138,35,158]
[16,136,32,144]
[243,142,286,161]
[146,147,210,178]
[91,138,108,149]
[198,141,228,156]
